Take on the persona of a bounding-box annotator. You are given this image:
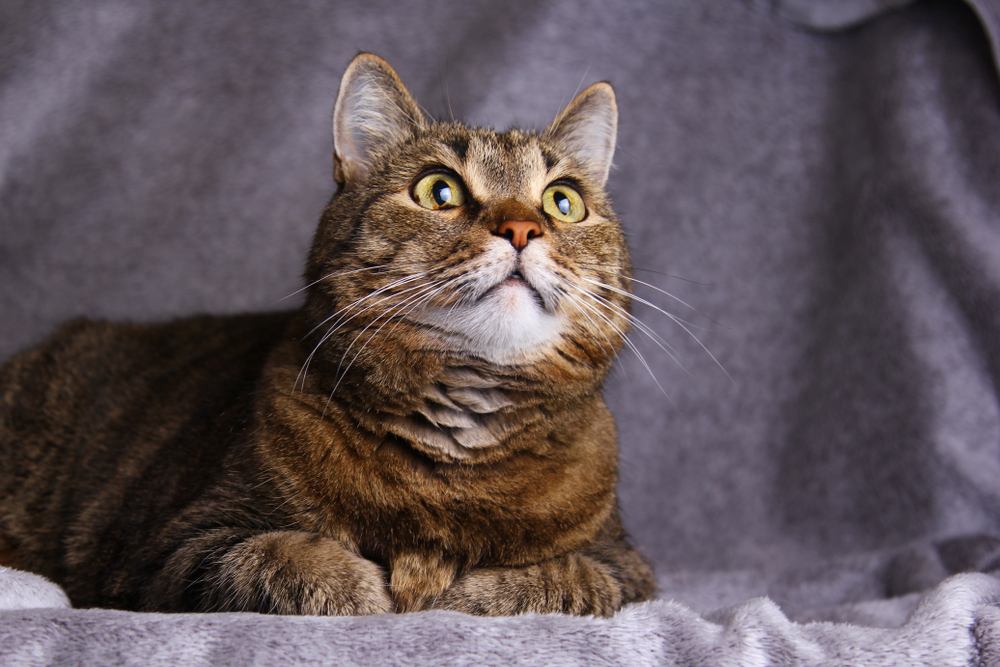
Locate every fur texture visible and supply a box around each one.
[0,53,654,616]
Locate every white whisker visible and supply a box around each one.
[557,288,615,358]
[303,270,431,340]
[279,264,392,302]
[583,277,731,382]
[569,284,689,375]
[575,261,711,286]
[567,286,670,400]
[323,278,456,412]
[330,279,447,385]
[295,272,433,390]
[574,262,719,326]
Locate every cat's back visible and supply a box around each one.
[0,311,291,582]
[1,312,292,439]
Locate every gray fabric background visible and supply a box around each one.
[3,0,1000,663]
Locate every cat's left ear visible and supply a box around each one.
[333,53,426,184]
[544,82,618,186]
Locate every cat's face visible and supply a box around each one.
[305,54,630,381]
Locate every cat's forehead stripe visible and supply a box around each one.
[462,134,547,200]
[540,147,558,172]
[446,137,469,162]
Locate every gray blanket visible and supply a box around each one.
[3,566,1000,666]
[3,0,1000,664]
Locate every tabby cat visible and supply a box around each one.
[0,53,655,616]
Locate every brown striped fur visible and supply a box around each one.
[0,53,654,616]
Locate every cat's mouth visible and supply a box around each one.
[415,262,564,362]
[501,270,529,287]
[486,269,545,309]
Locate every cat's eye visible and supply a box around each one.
[542,184,586,223]
[411,171,466,210]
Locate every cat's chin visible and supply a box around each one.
[417,284,563,365]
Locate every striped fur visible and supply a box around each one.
[0,53,654,616]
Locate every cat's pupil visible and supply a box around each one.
[432,180,451,206]
[554,191,570,216]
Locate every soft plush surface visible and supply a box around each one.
[2,0,1000,664]
[0,567,69,612]
[3,568,1000,665]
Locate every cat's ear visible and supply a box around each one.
[545,82,618,186]
[333,53,426,184]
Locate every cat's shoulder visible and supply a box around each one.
[8,311,292,361]
[1,311,294,403]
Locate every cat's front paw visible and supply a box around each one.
[202,532,392,615]
[431,553,623,617]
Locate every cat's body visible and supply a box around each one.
[0,54,655,615]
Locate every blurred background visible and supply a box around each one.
[2,0,999,613]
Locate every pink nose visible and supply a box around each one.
[496,220,543,251]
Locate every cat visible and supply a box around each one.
[0,52,655,616]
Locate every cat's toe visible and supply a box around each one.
[431,554,623,617]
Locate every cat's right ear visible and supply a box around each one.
[545,82,618,187]
[333,53,425,185]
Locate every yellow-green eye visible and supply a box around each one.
[412,172,466,210]
[542,184,586,223]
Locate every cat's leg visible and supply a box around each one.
[431,552,622,616]
[389,550,457,613]
[431,515,655,617]
[582,529,658,606]
[150,529,392,615]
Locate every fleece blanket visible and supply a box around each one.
[3,0,1000,664]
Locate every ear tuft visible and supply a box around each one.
[333,53,425,184]
[545,82,618,186]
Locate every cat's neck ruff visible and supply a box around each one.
[383,362,540,461]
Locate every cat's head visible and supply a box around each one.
[304,53,630,392]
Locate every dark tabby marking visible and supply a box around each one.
[0,53,655,616]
